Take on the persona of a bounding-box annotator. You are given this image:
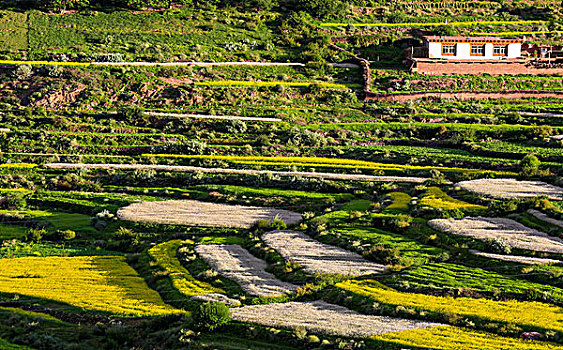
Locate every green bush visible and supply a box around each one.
[25,228,46,242]
[519,154,541,177]
[57,229,76,240]
[483,238,511,255]
[362,245,400,265]
[192,302,231,331]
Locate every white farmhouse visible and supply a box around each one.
[423,36,522,60]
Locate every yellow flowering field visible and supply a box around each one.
[0,256,181,316]
[142,155,515,176]
[376,326,560,350]
[337,280,563,333]
[320,20,544,28]
[419,187,487,211]
[148,240,223,297]
[0,163,37,169]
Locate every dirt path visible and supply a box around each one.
[0,60,359,68]
[44,163,430,183]
[145,111,282,122]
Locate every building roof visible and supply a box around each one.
[423,36,522,44]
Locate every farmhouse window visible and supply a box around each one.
[470,45,485,56]
[493,45,507,56]
[442,45,455,55]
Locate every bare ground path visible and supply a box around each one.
[44,163,430,183]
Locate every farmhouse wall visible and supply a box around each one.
[507,43,521,58]
[412,59,563,75]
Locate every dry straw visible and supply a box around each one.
[195,244,298,297]
[429,217,563,253]
[231,301,442,338]
[117,200,302,228]
[262,230,386,276]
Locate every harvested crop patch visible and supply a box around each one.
[117,200,302,228]
[428,217,563,253]
[189,293,241,307]
[0,256,179,316]
[527,209,563,229]
[262,230,386,276]
[231,301,442,338]
[457,178,563,200]
[469,250,561,265]
[195,244,298,297]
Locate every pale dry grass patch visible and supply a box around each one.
[44,163,429,183]
[457,178,563,200]
[231,301,443,338]
[262,230,386,276]
[117,200,301,228]
[189,293,241,307]
[469,249,561,265]
[194,244,298,297]
[429,217,563,253]
[528,209,563,229]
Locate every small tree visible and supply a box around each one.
[193,302,231,331]
[519,154,541,176]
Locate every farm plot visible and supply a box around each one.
[338,280,563,333]
[456,179,563,200]
[262,230,387,276]
[0,256,179,316]
[117,200,301,228]
[230,301,442,338]
[527,209,563,229]
[428,217,563,253]
[469,250,561,265]
[148,240,222,297]
[194,244,298,297]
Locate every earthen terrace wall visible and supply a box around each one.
[365,90,563,102]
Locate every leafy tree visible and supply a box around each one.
[519,154,541,176]
[192,302,231,331]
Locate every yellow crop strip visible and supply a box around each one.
[375,326,559,350]
[0,163,37,169]
[470,31,560,36]
[419,187,487,211]
[320,20,544,27]
[148,240,223,297]
[194,80,360,89]
[337,280,563,333]
[0,256,182,316]
[142,154,515,176]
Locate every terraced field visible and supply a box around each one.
[0,0,562,349]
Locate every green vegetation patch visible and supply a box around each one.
[386,263,563,302]
[0,11,27,52]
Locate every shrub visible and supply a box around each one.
[12,65,33,80]
[270,216,288,230]
[483,238,512,255]
[116,106,146,125]
[25,228,46,242]
[57,230,76,240]
[519,154,541,177]
[225,120,247,134]
[362,245,400,265]
[192,302,231,331]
